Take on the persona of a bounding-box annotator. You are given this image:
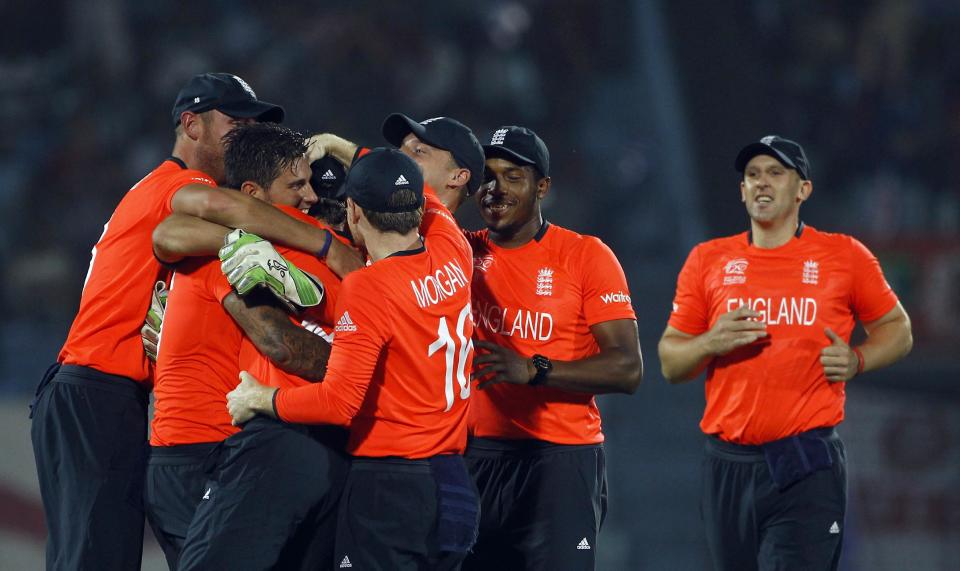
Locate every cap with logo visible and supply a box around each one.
[309,155,347,201]
[734,135,810,180]
[171,72,284,126]
[483,126,550,178]
[339,148,424,213]
[380,113,485,195]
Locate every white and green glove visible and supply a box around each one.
[142,280,168,362]
[219,229,324,312]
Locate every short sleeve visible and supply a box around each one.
[667,245,710,335]
[578,237,636,325]
[848,237,898,323]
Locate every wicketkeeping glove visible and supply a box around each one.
[219,229,324,311]
[142,280,168,362]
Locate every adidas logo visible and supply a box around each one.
[829,521,840,534]
[202,488,211,500]
[335,311,357,333]
[322,169,336,180]
[395,174,409,186]
[339,555,353,568]
[577,537,591,550]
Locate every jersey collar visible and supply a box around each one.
[167,156,188,170]
[533,220,550,242]
[747,220,805,245]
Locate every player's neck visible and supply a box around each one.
[365,230,422,262]
[750,215,800,249]
[434,186,466,214]
[489,213,544,249]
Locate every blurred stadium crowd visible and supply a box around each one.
[0,2,957,568]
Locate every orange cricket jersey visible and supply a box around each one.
[668,224,898,445]
[275,192,475,458]
[150,255,240,446]
[59,158,215,384]
[238,205,349,391]
[466,223,636,444]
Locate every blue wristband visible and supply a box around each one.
[316,230,333,259]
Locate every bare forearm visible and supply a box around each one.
[172,185,328,255]
[153,214,229,263]
[543,349,642,394]
[224,293,331,381]
[658,334,712,383]
[858,318,913,374]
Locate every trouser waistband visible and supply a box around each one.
[705,427,838,462]
[56,364,149,401]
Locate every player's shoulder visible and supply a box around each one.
[691,232,749,258]
[545,223,616,259]
[149,159,215,187]
[802,225,872,255]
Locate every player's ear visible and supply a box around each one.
[452,167,470,190]
[240,181,265,201]
[536,176,551,200]
[740,179,747,203]
[180,112,202,141]
[798,179,813,203]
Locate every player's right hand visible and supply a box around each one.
[703,305,768,356]
[219,229,325,312]
[142,280,168,362]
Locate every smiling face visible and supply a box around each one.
[260,155,316,211]
[476,157,550,244]
[740,154,811,227]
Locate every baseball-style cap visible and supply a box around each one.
[380,113,485,195]
[339,148,424,213]
[734,135,810,180]
[309,155,347,201]
[482,126,550,177]
[171,73,284,126]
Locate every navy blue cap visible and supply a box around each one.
[381,113,485,195]
[734,135,810,180]
[172,73,284,126]
[309,155,347,201]
[483,126,550,177]
[339,148,424,213]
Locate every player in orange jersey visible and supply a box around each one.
[462,126,642,571]
[226,148,481,570]
[146,122,348,570]
[305,112,485,214]
[26,71,354,571]
[658,136,913,571]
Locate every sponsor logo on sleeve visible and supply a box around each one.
[600,291,631,304]
[334,311,357,333]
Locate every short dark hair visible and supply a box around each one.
[223,123,308,189]
[361,189,423,234]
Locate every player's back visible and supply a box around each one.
[329,193,474,458]
[59,158,215,384]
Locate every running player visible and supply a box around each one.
[28,72,343,570]
[226,148,480,570]
[463,126,643,571]
[657,135,913,571]
[148,122,349,570]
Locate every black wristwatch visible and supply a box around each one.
[529,354,553,386]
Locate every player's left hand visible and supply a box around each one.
[226,371,278,425]
[472,340,536,389]
[219,229,325,311]
[821,328,857,382]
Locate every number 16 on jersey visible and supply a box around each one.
[428,303,474,412]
